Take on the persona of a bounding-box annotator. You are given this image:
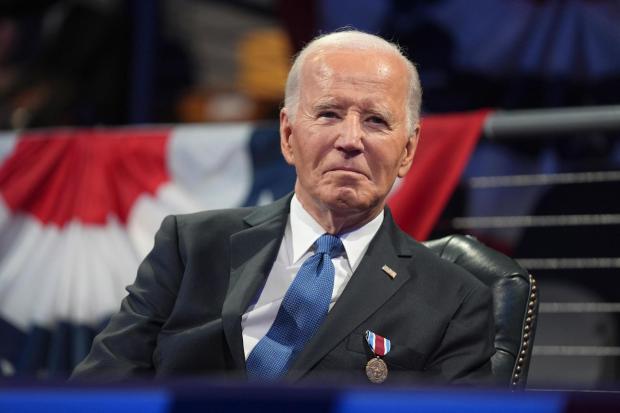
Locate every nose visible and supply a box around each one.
[334,112,364,155]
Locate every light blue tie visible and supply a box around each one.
[245,233,344,380]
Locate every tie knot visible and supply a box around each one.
[315,234,344,258]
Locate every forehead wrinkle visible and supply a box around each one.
[309,96,396,124]
[313,96,339,106]
[314,95,393,114]
[359,98,392,114]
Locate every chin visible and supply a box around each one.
[322,186,376,212]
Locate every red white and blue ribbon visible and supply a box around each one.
[365,330,391,357]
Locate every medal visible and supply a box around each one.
[364,330,391,384]
[366,357,388,383]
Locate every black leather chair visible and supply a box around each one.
[424,234,538,389]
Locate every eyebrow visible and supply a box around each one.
[312,97,394,120]
[360,100,394,123]
[312,98,341,111]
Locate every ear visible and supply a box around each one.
[397,123,420,178]
[280,108,295,166]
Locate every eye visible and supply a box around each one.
[367,115,387,126]
[318,111,339,119]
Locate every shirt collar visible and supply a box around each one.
[289,194,384,271]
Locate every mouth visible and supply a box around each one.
[326,167,368,178]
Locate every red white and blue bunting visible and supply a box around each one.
[0,111,488,377]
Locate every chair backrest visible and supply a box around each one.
[423,234,538,389]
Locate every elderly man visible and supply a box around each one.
[73,30,494,384]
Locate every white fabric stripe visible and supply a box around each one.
[540,302,620,313]
[0,132,17,164]
[167,124,253,210]
[127,183,203,259]
[0,196,12,262]
[517,257,620,269]
[0,205,140,330]
[533,346,620,357]
[468,170,620,188]
[0,124,257,329]
[127,124,253,259]
[452,214,620,229]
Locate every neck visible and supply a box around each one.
[295,191,384,235]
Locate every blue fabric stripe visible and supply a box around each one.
[0,317,109,378]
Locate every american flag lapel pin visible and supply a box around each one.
[382,265,397,279]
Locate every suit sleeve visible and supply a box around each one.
[71,215,184,380]
[425,283,496,385]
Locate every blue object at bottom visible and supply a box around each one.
[0,390,170,413]
[337,390,565,413]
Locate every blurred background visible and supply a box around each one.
[2,0,619,127]
[1,0,620,391]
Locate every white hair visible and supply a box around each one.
[284,30,422,134]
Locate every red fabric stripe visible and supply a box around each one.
[375,335,385,356]
[388,110,490,240]
[0,128,171,226]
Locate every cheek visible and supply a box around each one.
[292,144,322,178]
[369,152,405,186]
[296,140,329,166]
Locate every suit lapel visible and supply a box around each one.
[221,195,291,371]
[287,211,414,380]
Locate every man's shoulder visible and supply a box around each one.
[172,206,261,238]
[172,194,292,234]
[176,206,256,228]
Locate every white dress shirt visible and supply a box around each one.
[241,195,384,359]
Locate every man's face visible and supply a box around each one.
[280,49,419,222]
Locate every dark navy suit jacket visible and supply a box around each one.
[72,194,495,384]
